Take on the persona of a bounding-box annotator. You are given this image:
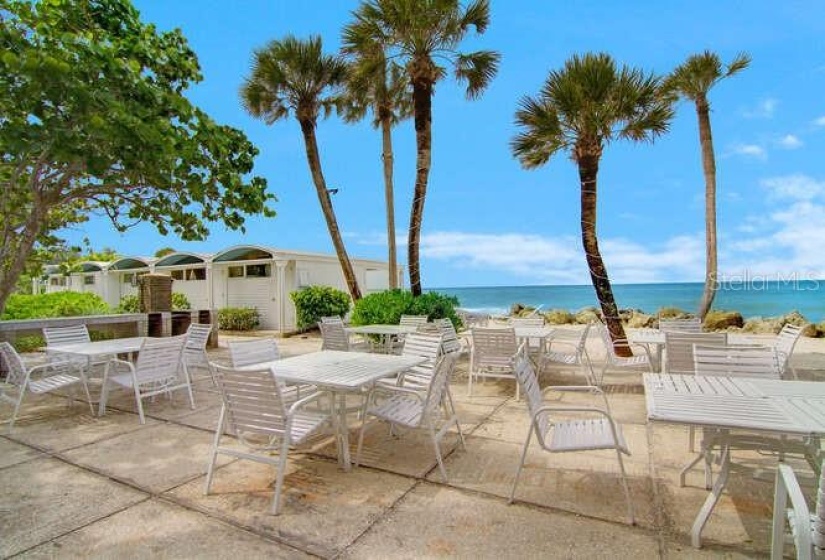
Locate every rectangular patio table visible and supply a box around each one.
[643,373,825,548]
[345,324,420,353]
[237,350,426,470]
[629,329,665,371]
[45,336,147,359]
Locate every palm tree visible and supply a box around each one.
[664,51,751,321]
[511,53,673,355]
[343,0,500,296]
[240,35,362,301]
[340,42,412,289]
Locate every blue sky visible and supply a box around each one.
[62,0,825,288]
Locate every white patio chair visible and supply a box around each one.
[320,315,345,325]
[775,323,805,379]
[509,353,635,524]
[693,343,781,379]
[469,327,524,399]
[658,317,702,333]
[43,324,111,377]
[381,331,444,390]
[595,324,653,384]
[228,337,312,401]
[664,332,728,375]
[538,323,595,384]
[0,342,94,428]
[205,364,332,515]
[399,314,429,327]
[319,321,370,352]
[432,318,464,355]
[509,316,547,355]
[771,462,825,559]
[98,336,192,424]
[356,352,463,481]
[184,323,213,384]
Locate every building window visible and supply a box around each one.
[50,277,67,287]
[123,273,134,284]
[188,267,206,280]
[228,266,244,278]
[246,264,271,278]
[171,270,184,280]
[83,275,95,285]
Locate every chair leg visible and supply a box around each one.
[355,416,370,468]
[430,424,448,482]
[134,387,146,425]
[98,381,109,417]
[9,389,26,429]
[615,449,636,525]
[204,406,226,495]
[446,389,465,448]
[509,426,534,504]
[270,435,291,515]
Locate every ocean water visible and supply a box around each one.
[431,280,825,323]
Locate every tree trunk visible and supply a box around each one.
[578,154,632,357]
[298,118,362,301]
[380,113,398,289]
[0,194,47,316]
[695,95,717,321]
[408,76,433,297]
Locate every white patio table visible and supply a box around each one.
[345,324,420,354]
[643,373,825,548]
[46,336,147,360]
[513,326,555,361]
[237,350,426,470]
[629,329,665,371]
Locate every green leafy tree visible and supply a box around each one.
[0,0,274,315]
[154,247,176,258]
[511,53,673,355]
[240,36,362,301]
[663,51,751,320]
[341,39,412,289]
[343,0,500,296]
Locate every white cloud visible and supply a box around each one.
[741,98,777,119]
[761,174,825,201]
[730,143,767,159]
[813,116,825,127]
[776,134,803,149]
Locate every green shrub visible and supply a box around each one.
[2,292,110,320]
[11,335,45,353]
[218,307,260,331]
[115,292,191,313]
[351,289,462,330]
[290,286,351,330]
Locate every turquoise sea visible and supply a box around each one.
[431,280,825,323]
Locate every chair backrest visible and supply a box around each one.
[228,338,279,368]
[402,332,444,359]
[320,316,344,325]
[509,317,545,328]
[471,327,518,362]
[775,323,804,368]
[571,323,592,355]
[133,336,186,384]
[693,344,781,379]
[211,364,290,441]
[43,324,91,346]
[318,321,351,351]
[664,332,728,374]
[433,318,463,354]
[596,323,621,360]
[420,352,458,424]
[658,317,702,333]
[399,314,429,327]
[514,353,549,440]
[0,342,28,387]
[185,324,212,351]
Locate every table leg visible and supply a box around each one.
[336,393,352,471]
[691,445,731,548]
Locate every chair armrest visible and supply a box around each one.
[545,340,580,352]
[369,384,426,401]
[532,404,614,421]
[543,385,602,395]
[774,463,813,553]
[287,389,334,416]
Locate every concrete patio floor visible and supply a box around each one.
[2,329,821,559]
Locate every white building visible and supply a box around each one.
[41,245,400,332]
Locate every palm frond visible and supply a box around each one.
[455,50,500,99]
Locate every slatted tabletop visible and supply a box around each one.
[513,327,556,340]
[345,324,420,336]
[46,337,147,357]
[644,373,825,436]
[239,350,426,390]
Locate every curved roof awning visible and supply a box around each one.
[213,245,274,263]
[154,252,209,268]
[109,257,153,271]
[79,262,104,272]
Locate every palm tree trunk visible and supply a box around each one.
[578,154,631,357]
[380,113,398,289]
[408,77,433,297]
[695,95,717,321]
[298,118,362,301]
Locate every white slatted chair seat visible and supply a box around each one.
[658,317,702,333]
[771,462,825,559]
[775,323,805,379]
[0,342,94,427]
[357,352,464,481]
[98,336,193,424]
[539,324,594,383]
[206,364,332,515]
[595,324,653,384]
[693,344,781,379]
[664,332,728,375]
[509,353,634,524]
